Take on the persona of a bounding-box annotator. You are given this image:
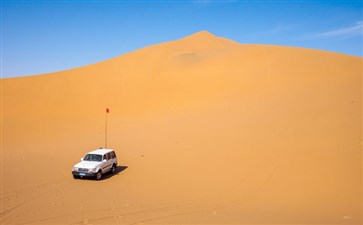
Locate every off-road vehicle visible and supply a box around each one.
[72,149,118,180]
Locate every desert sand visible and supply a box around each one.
[1,31,362,225]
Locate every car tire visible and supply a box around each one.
[111,164,116,174]
[96,171,102,180]
[73,175,79,179]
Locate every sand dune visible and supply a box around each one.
[1,31,362,225]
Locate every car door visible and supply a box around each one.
[110,151,116,165]
[107,153,113,171]
[102,153,111,172]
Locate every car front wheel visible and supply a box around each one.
[96,171,102,180]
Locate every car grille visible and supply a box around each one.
[78,168,89,172]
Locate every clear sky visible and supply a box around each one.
[1,0,362,78]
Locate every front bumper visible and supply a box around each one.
[72,171,96,177]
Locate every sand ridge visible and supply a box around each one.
[1,31,362,225]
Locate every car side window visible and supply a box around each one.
[111,152,115,159]
[106,153,111,160]
[103,154,108,161]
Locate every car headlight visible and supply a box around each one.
[72,167,78,171]
[90,168,97,172]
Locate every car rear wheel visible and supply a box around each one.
[96,171,102,180]
[111,164,116,174]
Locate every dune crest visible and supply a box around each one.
[178,30,239,47]
[1,31,362,225]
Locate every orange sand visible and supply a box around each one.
[1,31,362,225]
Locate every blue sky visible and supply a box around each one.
[1,0,362,78]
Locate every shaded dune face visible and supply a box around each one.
[1,31,362,225]
[171,52,205,65]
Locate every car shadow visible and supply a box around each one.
[102,166,128,180]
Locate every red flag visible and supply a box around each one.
[106,108,110,113]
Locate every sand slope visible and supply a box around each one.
[1,31,362,225]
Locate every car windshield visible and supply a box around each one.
[84,154,102,162]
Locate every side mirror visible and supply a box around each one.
[81,158,84,161]
[103,159,107,163]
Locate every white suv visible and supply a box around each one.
[72,149,118,180]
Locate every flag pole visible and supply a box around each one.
[105,108,109,148]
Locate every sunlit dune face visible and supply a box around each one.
[1,31,362,225]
